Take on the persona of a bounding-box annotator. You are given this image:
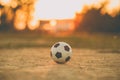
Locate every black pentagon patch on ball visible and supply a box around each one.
[65,56,71,62]
[54,43,60,48]
[64,45,70,51]
[55,52,62,58]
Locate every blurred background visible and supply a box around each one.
[0,0,120,49]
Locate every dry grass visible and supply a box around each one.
[0,32,120,49]
[0,48,120,80]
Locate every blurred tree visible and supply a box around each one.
[77,8,120,33]
[0,5,11,31]
[0,0,35,32]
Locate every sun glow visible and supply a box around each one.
[34,0,85,20]
[0,0,120,32]
[50,20,57,26]
[34,0,120,20]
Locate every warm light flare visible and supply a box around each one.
[0,0,18,8]
[101,0,120,17]
[14,9,27,30]
[6,8,13,22]
[28,19,39,30]
[50,20,57,26]
[0,9,2,24]
[10,0,18,8]
[0,0,10,6]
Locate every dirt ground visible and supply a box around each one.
[0,48,120,80]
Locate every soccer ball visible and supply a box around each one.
[50,42,72,64]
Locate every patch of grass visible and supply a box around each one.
[0,32,120,49]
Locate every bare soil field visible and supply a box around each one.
[0,48,120,80]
